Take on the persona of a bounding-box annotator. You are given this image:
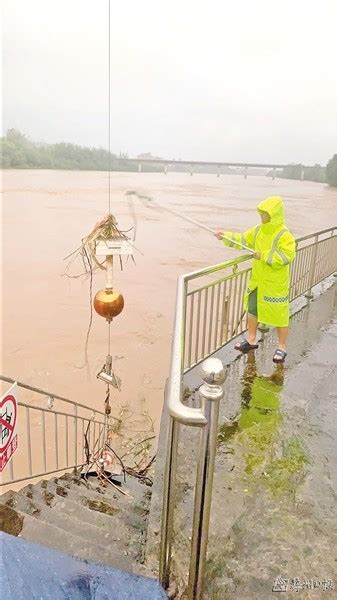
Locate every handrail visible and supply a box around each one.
[167,255,252,425]
[296,226,337,243]
[182,253,252,282]
[0,375,106,418]
[167,277,207,426]
[17,401,106,425]
[160,226,337,597]
[0,376,108,487]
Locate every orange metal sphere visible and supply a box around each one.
[94,288,124,321]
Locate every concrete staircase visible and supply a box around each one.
[0,471,152,575]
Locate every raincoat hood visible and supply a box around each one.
[257,196,285,231]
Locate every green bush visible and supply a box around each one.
[0,129,163,172]
[326,154,337,187]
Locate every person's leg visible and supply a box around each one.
[247,314,258,345]
[235,289,259,351]
[276,327,288,352]
[247,288,258,344]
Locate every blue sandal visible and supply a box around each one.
[273,349,287,363]
[235,338,259,353]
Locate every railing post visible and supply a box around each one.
[188,357,225,600]
[74,404,78,467]
[9,454,14,481]
[42,412,47,473]
[55,414,59,470]
[26,407,33,477]
[333,230,337,278]
[159,415,180,588]
[305,234,319,299]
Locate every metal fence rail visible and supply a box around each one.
[183,256,251,372]
[0,376,107,487]
[182,227,337,374]
[160,226,337,598]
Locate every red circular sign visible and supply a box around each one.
[0,394,17,453]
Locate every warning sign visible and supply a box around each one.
[0,382,18,473]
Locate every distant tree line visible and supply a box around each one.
[326,154,337,187]
[267,155,337,187]
[1,129,336,186]
[0,129,162,173]
[276,164,326,183]
[0,129,234,175]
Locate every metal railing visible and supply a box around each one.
[160,226,337,598]
[0,376,107,487]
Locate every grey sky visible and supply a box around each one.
[3,0,337,164]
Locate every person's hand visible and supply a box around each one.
[253,251,261,260]
[215,231,224,240]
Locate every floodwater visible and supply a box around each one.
[2,170,337,441]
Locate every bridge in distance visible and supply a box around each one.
[120,157,308,178]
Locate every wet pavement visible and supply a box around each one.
[147,280,337,599]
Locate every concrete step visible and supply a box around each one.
[3,483,137,549]
[1,489,43,517]
[19,511,133,570]
[24,475,148,538]
[1,472,150,573]
[30,473,147,524]
[37,497,126,549]
[53,495,146,561]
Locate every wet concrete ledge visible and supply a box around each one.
[146,277,337,598]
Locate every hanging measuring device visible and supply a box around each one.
[94,241,133,399]
[126,191,255,255]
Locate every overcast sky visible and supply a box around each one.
[2,0,337,164]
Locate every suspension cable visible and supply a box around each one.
[108,0,111,214]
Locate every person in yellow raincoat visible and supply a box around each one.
[215,196,296,363]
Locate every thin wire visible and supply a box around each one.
[108,0,111,215]
[108,321,111,355]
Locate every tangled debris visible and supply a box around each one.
[63,213,137,280]
[82,405,156,495]
[62,213,140,370]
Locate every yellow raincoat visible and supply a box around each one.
[223,196,296,327]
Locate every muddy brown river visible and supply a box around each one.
[2,170,337,439]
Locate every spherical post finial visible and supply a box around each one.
[200,357,226,387]
[199,357,226,402]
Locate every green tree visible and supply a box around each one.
[268,163,326,184]
[326,154,337,187]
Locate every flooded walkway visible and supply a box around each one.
[203,285,337,599]
[147,282,337,599]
